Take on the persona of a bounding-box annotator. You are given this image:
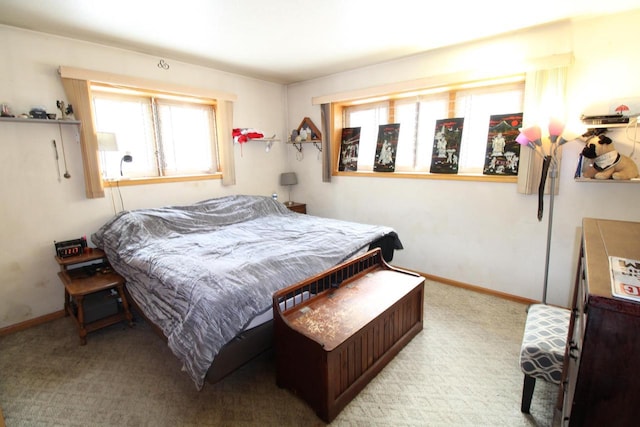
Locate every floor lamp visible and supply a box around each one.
[516,120,568,304]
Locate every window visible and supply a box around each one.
[92,85,219,181]
[338,77,524,176]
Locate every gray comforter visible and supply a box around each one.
[92,195,401,389]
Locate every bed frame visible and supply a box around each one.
[125,288,273,384]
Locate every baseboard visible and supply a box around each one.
[0,405,5,427]
[406,269,539,306]
[0,310,65,337]
[0,272,537,337]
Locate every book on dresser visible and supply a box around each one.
[609,255,640,302]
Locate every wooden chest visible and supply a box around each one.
[273,249,424,422]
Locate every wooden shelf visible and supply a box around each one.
[0,116,81,125]
[575,178,640,183]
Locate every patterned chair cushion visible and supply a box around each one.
[520,304,570,384]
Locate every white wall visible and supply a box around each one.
[3,10,640,329]
[285,11,640,307]
[0,26,288,328]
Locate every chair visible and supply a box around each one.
[519,303,570,413]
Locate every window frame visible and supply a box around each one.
[90,84,222,187]
[330,76,526,183]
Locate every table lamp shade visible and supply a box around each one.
[280,172,298,186]
[97,132,118,151]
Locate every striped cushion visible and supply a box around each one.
[520,304,570,384]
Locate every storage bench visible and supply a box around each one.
[273,248,424,422]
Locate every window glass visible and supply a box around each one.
[345,102,388,171]
[92,88,218,180]
[340,80,523,176]
[156,101,217,175]
[455,84,524,173]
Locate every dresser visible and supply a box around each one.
[559,218,640,426]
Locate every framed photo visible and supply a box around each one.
[338,127,361,171]
[430,118,464,174]
[482,113,523,175]
[374,124,400,172]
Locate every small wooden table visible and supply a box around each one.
[56,249,133,345]
[284,201,306,214]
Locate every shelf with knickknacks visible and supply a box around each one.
[287,117,322,157]
[575,109,640,183]
[232,127,278,153]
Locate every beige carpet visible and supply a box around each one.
[0,281,556,426]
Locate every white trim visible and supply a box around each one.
[59,66,237,101]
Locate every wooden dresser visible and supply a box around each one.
[558,218,640,426]
[273,249,424,422]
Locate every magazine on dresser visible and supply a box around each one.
[609,256,640,303]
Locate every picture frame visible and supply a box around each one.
[338,127,361,171]
[374,123,400,172]
[430,118,464,174]
[482,113,523,176]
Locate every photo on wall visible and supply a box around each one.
[374,123,400,172]
[482,113,523,175]
[430,118,464,174]
[338,127,361,171]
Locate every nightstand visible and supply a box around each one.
[55,249,133,345]
[285,202,306,214]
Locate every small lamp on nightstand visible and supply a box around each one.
[279,172,298,206]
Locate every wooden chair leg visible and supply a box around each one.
[521,374,536,413]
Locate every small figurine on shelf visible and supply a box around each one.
[56,100,74,120]
[1,103,14,117]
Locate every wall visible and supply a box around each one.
[3,10,640,329]
[0,26,289,328]
[285,11,640,307]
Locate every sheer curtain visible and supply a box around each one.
[216,100,236,186]
[517,66,568,195]
[321,103,332,182]
[61,77,104,198]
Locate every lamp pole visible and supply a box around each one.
[542,161,557,304]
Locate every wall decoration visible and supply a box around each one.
[374,123,400,172]
[338,127,361,171]
[297,117,321,141]
[482,113,523,175]
[430,118,464,174]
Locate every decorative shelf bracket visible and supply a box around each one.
[291,141,303,153]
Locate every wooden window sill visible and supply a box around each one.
[332,170,517,183]
[103,174,222,187]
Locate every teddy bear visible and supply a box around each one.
[580,131,639,180]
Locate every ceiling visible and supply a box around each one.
[1,0,639,84]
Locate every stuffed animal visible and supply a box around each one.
[580,133,639,180]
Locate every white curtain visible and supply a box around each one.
[61,77,104,198]
[517,66,568,194]
[321,103,331,182]
[216,100,236,186]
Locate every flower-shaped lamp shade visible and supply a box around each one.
[548,119,565,143]
[516,132,530,146]
[522,126,542,146]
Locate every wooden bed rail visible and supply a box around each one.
[273,248,388,314]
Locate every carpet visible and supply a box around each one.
[0,281,556,426]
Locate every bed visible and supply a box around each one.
[91,194,403,389]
